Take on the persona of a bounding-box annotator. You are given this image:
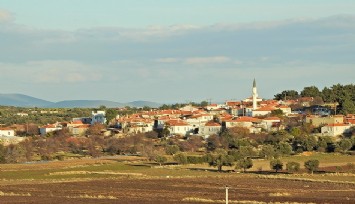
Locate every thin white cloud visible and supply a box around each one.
[155,58,179,63]
[0,60,102,83]
[184,56,230,65]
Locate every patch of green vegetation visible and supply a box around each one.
[252,153,354,171]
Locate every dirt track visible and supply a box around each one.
[0,176,354,204]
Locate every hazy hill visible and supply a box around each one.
[0,94,161,108]
[0,94,53,107]
[49,100,124,108]
[127,101,161,108]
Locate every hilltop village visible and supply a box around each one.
[0,80,354,166]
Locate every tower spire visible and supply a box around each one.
[252,78,258,110]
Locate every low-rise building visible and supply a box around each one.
[199,121,221,136]
[167,120,193,136]
[0,128,15,137]
[305,115,344,127]
[321,123,352,137]
[39,123,63,135]
[262,117,282,132]
[91,111,107,125]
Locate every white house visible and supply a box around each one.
[91,110,107,125]
[167,120,194,136]
[277,105,292,115]
[252,106,276,117]
[40,123,63,135]
[185,114,214,127]
[321,123,352,137]
[0,128,15,137]
[262,117,281,131]
[179,105,199,112]
[199,121,222,136]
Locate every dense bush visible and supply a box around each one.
[286,161,300,173]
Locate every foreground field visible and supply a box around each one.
[0,155,354,204]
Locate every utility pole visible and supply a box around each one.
[225,185,229,204]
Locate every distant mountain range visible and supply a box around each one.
[0,94,161,108]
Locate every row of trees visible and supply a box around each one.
[274,83,355,114]
[169,148,320,174]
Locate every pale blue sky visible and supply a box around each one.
[0,1,354,103]
[2,0,355,29]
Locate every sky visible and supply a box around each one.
[0,0,354,103]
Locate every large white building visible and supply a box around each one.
[91,111,107,125]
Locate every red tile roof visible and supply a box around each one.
[263,117,281,121]
[205,121,221,127]
[254,106,276,111]
[326,123,350,127]
[235,116,260,123]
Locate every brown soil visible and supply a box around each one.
[0,176,354,204]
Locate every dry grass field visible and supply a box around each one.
[0,154,354,204]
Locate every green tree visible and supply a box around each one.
[165,145,180,155]
[0,143,6,163]
[270,109,283,117]
[278,142,292,155]
[322,87,336,103]
[206,135,221,151]
[304,159,319,174]
[270,159,283,172]
[341,97,355,115]
[105,109,118,125]
[301,86,321,98]
[206,149,234,172]
[305,136,317,151]
[200,101,209,107]
[286,161,300,173]
[338,139,352,152]
[239,146,256,159]
[274,90,299,100]
[154,155,167,166]
[260,145,276,160]
[161,125,170,138]
[173,153,188,165]
[317,138,328,152]
[235,157,253,172]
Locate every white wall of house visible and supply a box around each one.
[0,129,15,137]
[39,125,62,135]
[321,124,352,136]
[169,125,194,136]
[279,107,292,115]
[261,119,281,131]
[200,125,221,136]
[252,110,272,117]
[91,111,107,125]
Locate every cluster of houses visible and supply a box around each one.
[116,80,354,138]
[1,80,354,141]
[38,110,106,136]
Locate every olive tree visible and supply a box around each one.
[270,159,283,172]
[206,149,234,172]
[304,159,320,174]
[235,157,253,172]
[286,161,300,173]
